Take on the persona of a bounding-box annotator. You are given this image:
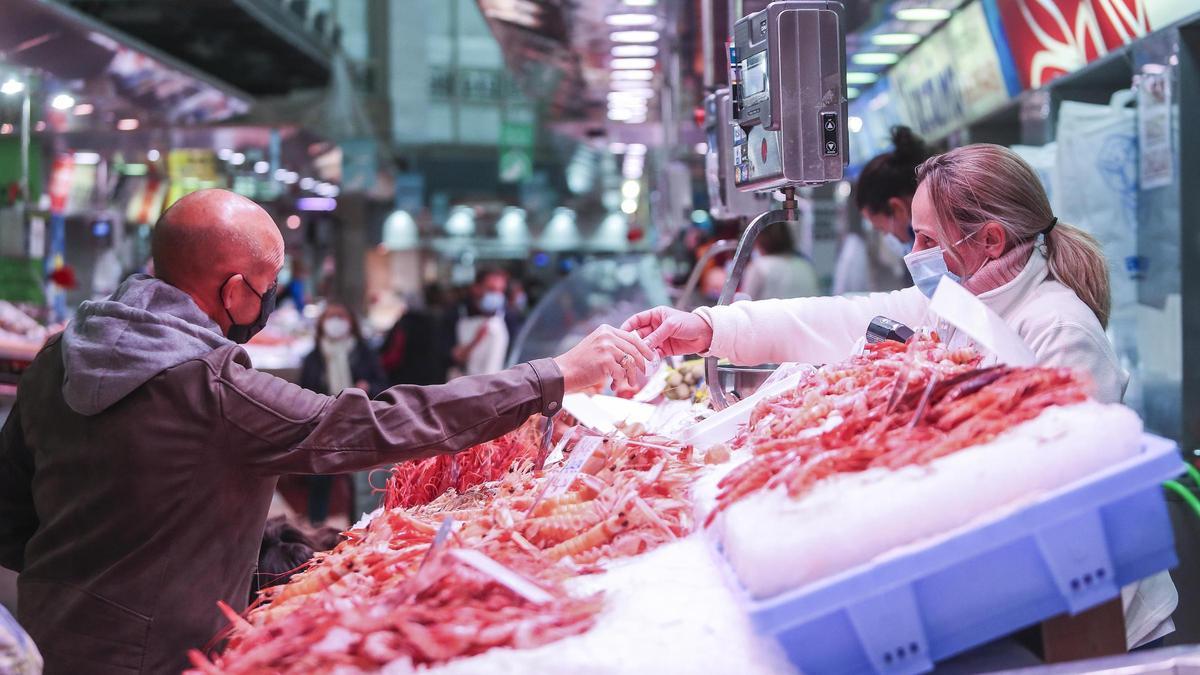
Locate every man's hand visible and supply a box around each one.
[621,306,714,357]
[554,325,655,392]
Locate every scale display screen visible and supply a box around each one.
[742,52,768,98]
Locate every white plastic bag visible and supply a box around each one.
[1053,92,1138,316]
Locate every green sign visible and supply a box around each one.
[498,118,535,184]
[0,257,44,304]
[499,149,533,183]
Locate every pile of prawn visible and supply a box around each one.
[383,419,545,508]
[190,433,699,674]
[709,334,1090,524]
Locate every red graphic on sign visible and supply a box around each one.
[760,139,768,163]
[47,155,75,216]
[996,0,1151,90]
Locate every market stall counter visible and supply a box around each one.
[185,328,1183,675]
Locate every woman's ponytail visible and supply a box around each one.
[1044,222,1111,328]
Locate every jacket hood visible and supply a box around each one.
[62,274,232,415]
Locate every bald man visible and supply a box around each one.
[0,189,653,674]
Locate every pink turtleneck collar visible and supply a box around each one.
[962,240,1036,295]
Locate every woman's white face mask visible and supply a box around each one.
[903,246,959,298]
[323,317,351,340]
[903,230,979,298]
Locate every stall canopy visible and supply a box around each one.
[0,0,252,125]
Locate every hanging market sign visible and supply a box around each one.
[887,1,1016,141]
[994,0,1197,90]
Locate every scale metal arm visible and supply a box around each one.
[705,195,803,410]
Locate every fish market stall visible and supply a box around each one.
[185,325,1185,674]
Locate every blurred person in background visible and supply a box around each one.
[741,221,819,300]
[299,303,387,525]
[505,278,529,348]
[832,195,872,296]
[452,268,510,377]
[278,258,308,310]
[380,284,452,386]
[857,126,934,258]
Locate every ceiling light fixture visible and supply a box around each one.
[871,32,921,46]
[846,72,879,85]
[847,86,861,98]
[611,57,656,70]
[116,118,139,131]
[612,44,658,57]
[0,79,24,96]
[73,103,94,115]
[852,52,901,66]
[50,94,75,110]
[611,70,654,81]
[623,0,657,5]
[606,13,657,26]
[611,30,659,43]
[895,7,951,21]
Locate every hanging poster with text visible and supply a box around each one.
[888,2,1013,140]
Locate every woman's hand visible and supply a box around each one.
[553,325,655,392]
[621,307,714,357]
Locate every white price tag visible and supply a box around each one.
[543,436,604,499]
[543,425,577,468]
[449,548,554,604]
[418,516,456,571]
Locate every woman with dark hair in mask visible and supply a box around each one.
[299,303,386,525]
[857,126,934,257]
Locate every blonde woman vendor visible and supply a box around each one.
[623,144,1173,648]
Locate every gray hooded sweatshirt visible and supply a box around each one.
[62,274,232,416]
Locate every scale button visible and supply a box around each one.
[824,119,836,132]
[825,140,838,155]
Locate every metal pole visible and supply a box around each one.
[19,76,30,205]
[729,0,743,28]
[701,0,715,89]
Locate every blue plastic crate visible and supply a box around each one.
[720,433,1184,675]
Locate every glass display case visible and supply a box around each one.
[507,255,671,366]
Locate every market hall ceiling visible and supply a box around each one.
[55,0,335,96]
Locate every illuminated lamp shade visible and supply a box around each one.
[383,210,419,249]
[592,213,629,252]
[539,207,580,250]
[496,207,530,245]
[445,206,475,237]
